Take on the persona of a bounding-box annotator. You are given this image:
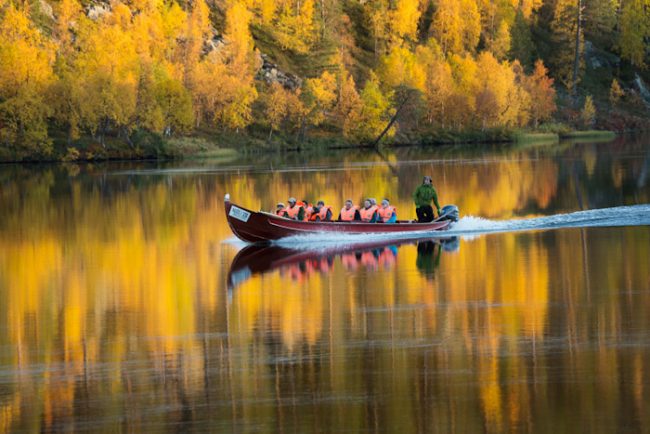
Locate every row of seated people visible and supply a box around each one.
[275,197,397,223]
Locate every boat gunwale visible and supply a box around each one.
[253,208,447,227]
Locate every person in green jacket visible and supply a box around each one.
[412,176,441,222]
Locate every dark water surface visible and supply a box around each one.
[1,136,650,433]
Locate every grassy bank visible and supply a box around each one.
[559,130,618,141]
[0,132,241,164]
[512,132,560,144]
[0,127,621,164]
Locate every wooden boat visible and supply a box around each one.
[224,194,457,243]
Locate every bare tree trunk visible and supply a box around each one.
[372,95,410,148]
[320,0,326,38]
[571,0,583,99]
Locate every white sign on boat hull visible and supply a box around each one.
[229,206,251,222]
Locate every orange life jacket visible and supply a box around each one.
[310,205,332,221]
[358,205,378,222]
[285,204,302,220]
[339,206,358,221]
[377,205,396,222]
[302,205,314,221]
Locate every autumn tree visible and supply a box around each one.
[347,73,394,144]
[486,20,511,61]
[581,95,596,127]
[609,79,624,106]
[302,71,337,129]
[258,0,276,24]
[265,83,290,138]
[410,39,452,127]
[193,53,227,125]
[0,4,55,154]
[511,61,532,127]
[340,82,363,139]
[51,57,83,143]
[137,66,194,135]
[550,0,583,92]
[193,1,258,130]
[70,8,140,145]
[378,45,426,91]
[284,87,307,133]
[423,59,453,126]
[519,0,544,19]
[617,0,650,67]
[264,84,305,137]
[444,57,477,129]
[54,0,82,50]
[183,0,211,88]
[584,0,618,41]
[275,0,317,54]
[366,0,390,55]
[523,60,556,127]
[430,0,481,55]
[194,52,258,131]
[335,68,362,139]
[509,11,535,68]
[474,52,522,128]
[478,0,514,59]
[389,0,421,43]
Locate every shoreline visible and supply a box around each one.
[0,129,626,165]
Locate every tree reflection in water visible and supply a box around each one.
[1,137,649,432]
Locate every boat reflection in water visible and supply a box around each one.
[227,236,459,292]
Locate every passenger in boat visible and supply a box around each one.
[377,199,397,223]
[284,197,305,220]
[338,199,361,221]
[359,199,379,222]
[310,200,333,221]
[276,202,287,217]
[300,199,314,221]
[413,176,441,223]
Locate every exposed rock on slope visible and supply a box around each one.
[257,55,302,90]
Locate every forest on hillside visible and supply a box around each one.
[0,0,649,160]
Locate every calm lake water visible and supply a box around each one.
[1,136,650,433]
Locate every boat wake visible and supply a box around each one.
[271,204,650,249]
[448,204,650,235]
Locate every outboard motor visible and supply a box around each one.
[439,204,459,222]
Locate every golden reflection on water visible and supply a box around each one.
[1,143,650,432]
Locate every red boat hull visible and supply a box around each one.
[225,196,451,243]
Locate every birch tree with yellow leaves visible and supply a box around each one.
[0,4,54,154]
